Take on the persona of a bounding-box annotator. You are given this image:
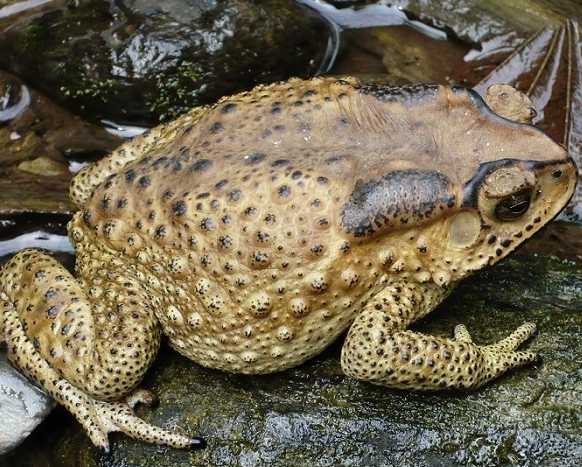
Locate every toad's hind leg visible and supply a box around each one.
[0,250,203,450]
[341,285,538,390]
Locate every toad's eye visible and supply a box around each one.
[494,189,532,221]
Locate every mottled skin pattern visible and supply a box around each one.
[0,77,577,450]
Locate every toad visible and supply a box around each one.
[0,78,576,450]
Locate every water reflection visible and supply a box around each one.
[0,215,72,263]
[0,83,30,122]
[0,0,52,20]
[298,0,447,39]
[101,119,149,139]
[0,231,72,258]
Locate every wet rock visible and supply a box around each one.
[17,156,69,177]
[0,0,329,124]
[521,222,582,261]
[3,236,581,466]
[0,350,55,454]
[334,26,470,85]
[0,70,121,215]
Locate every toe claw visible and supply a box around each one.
[514,350,539,365]
[189,437,206,450]
[126,388,158,409]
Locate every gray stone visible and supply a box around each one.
[0,350,54,454]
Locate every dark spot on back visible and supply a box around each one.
[257,231,270,242]
[47,306,59,319]
[253,251,269,264]
[45,288,57,300]
[173,200,187,216]
[101,197,110,210]
[272,159,290,167]
[82,210,92,224]
[219,235,233,248]
[152,156,168,168]
[310,244,324,256]
[245,152,266,165]
[210,122,224,133]
[278,185,291,197]
[200,218,216,231]
[228,189,242,202]
[221,103,237,114]
[138,176,151,188]
[190,159,213,172]
[215,179,228,189]
[326,155,346,164]
[125,169,136,182]
[155,226,167,238]
[244,207,257,216]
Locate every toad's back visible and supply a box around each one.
[73,77,563,374]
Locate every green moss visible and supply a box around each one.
[0,0,327,124]
[149,61,206,122]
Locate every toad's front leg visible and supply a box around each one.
[341,283,538,390]
[0,250,203,450]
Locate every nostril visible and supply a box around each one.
[552,169,563,179]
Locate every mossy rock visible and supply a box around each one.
[0,0,329,124]
[0,70,121,215]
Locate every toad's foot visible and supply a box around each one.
[93,398,205,451]
[342,289,539,391]
[454,322,538,384]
